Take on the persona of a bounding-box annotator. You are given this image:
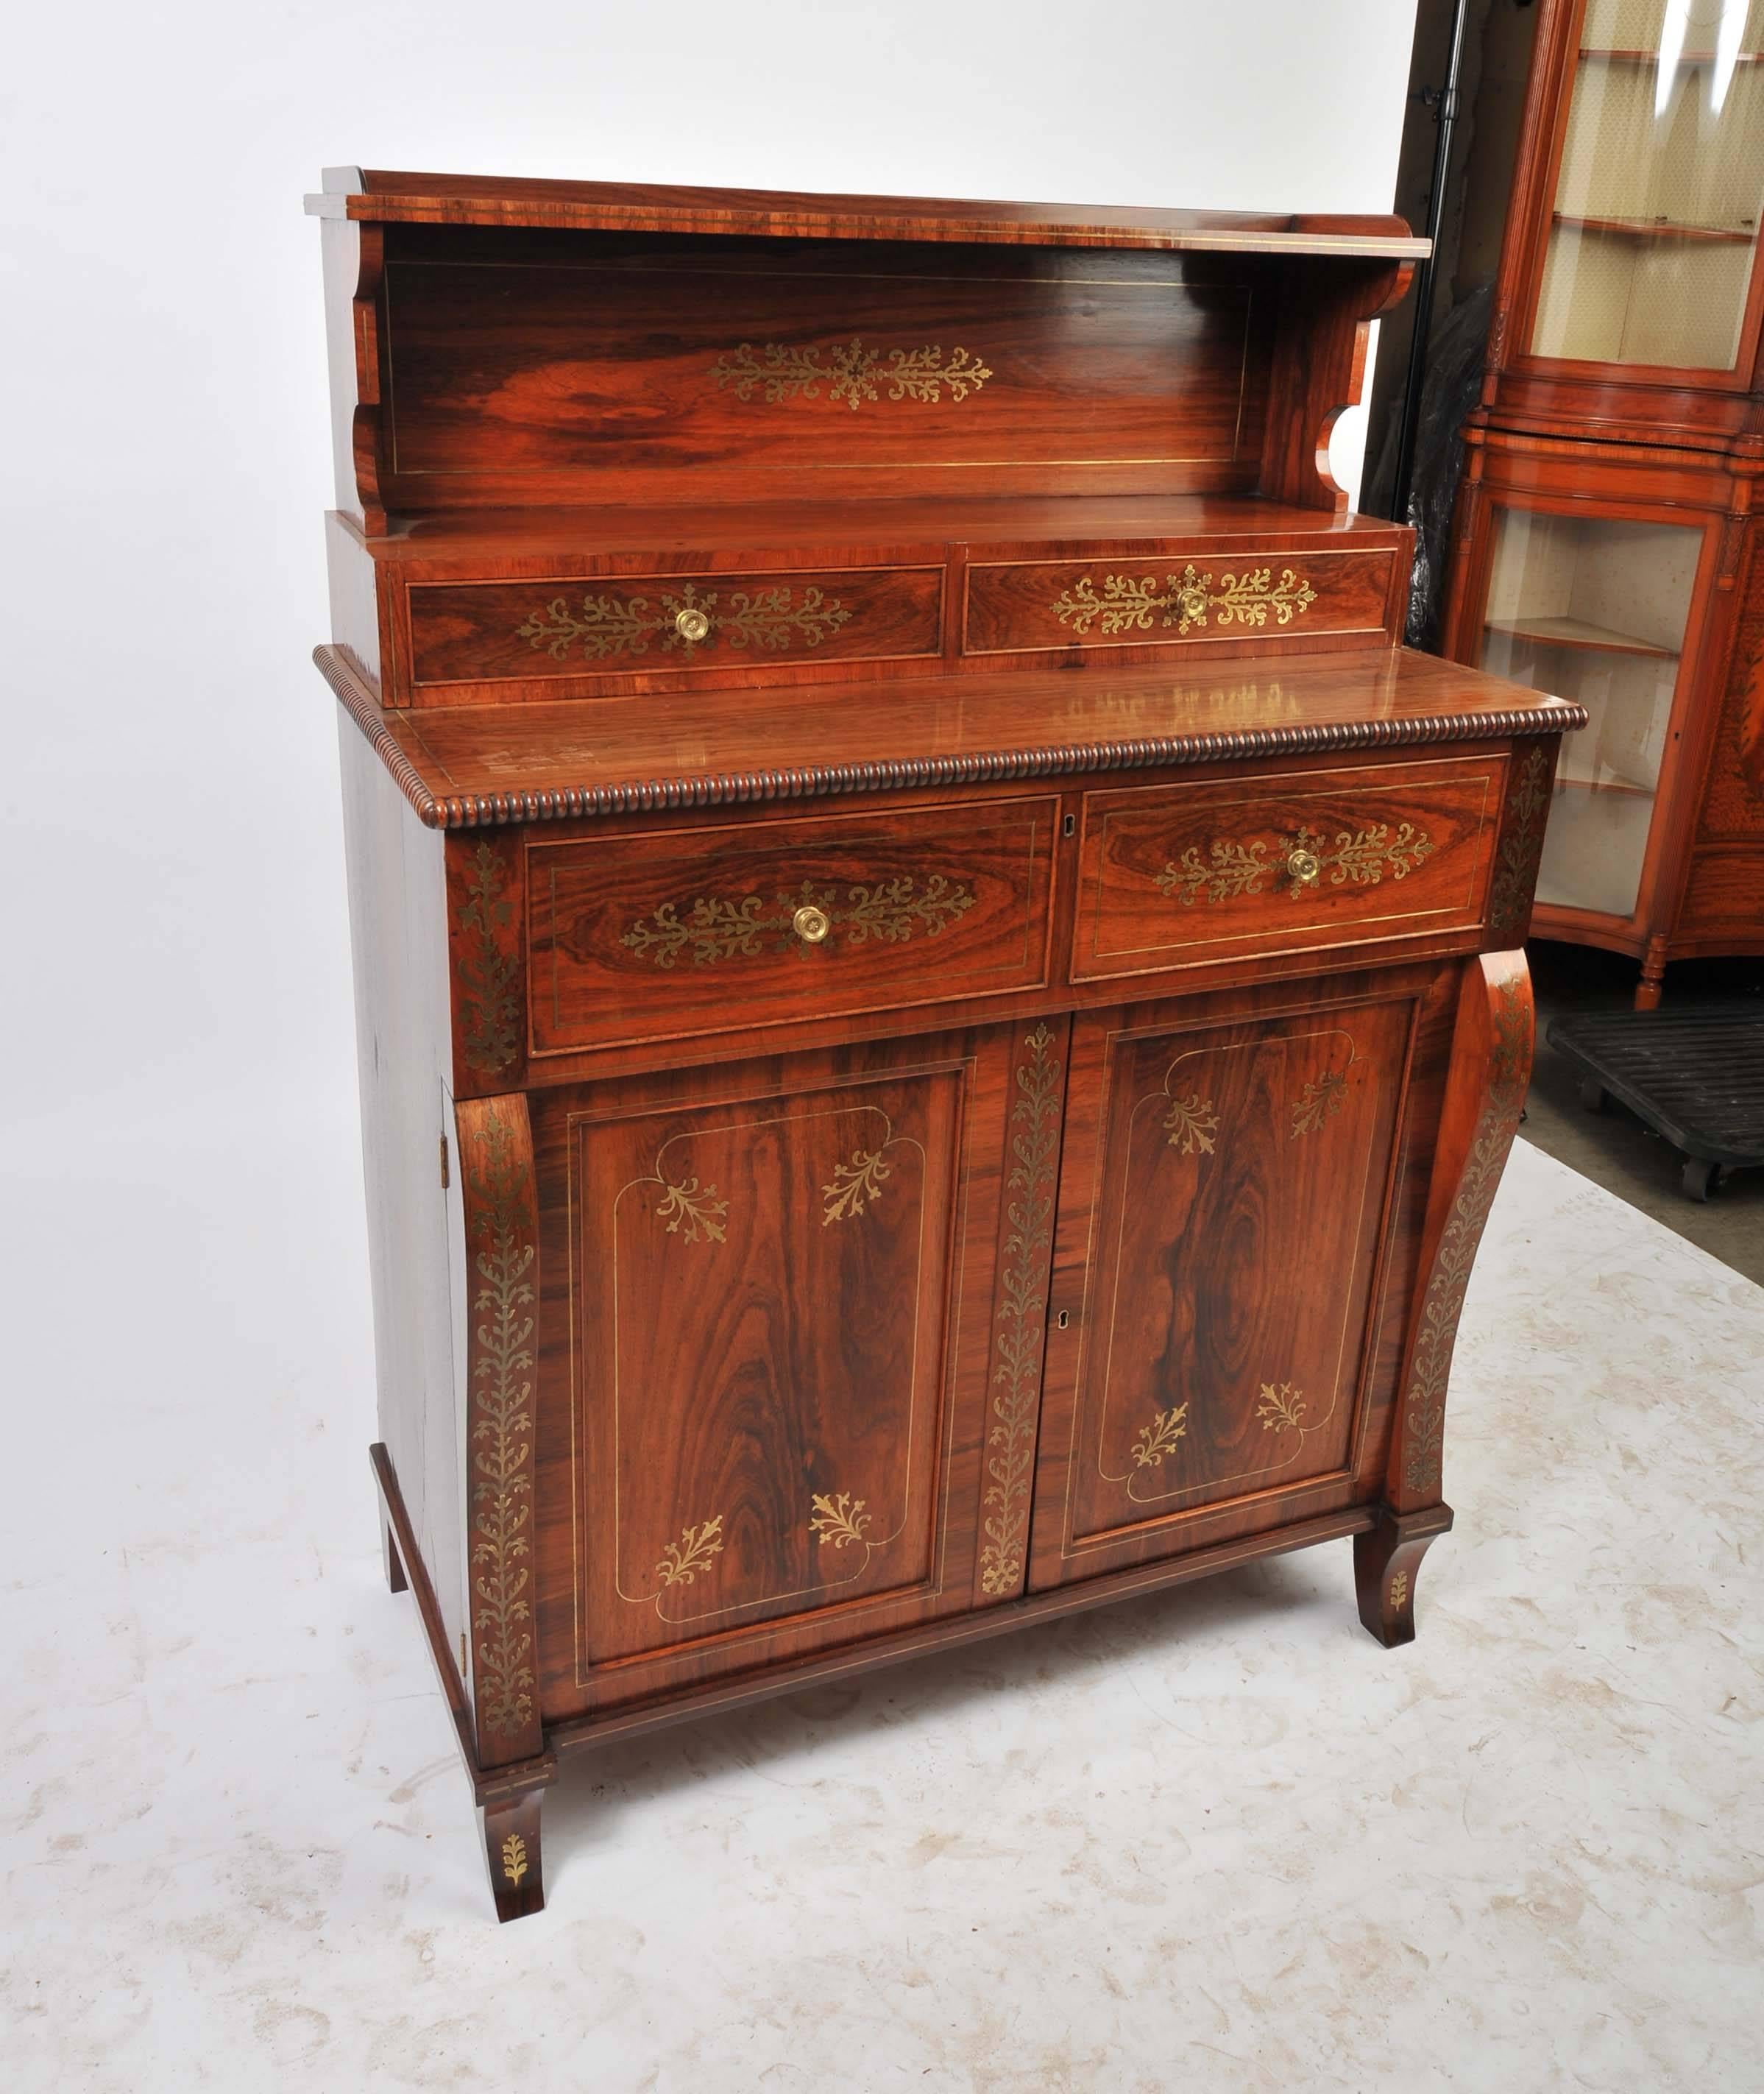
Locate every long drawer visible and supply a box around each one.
[1071,757,1502,983]
[408,563,945,698]
[528,796,1058,1055]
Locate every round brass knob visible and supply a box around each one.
[1286,846,1322,888]
[674,606,712,644]
[793,903,832,945]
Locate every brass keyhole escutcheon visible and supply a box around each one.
[674,606,712,644]
[1286,846,1322,888]
[793,903,832,945]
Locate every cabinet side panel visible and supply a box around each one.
[338,719,464,1656]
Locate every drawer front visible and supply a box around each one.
[962,547,1397,659]
[407,563,944,696]
[1073,757,1500,983]
[529,796,1058,1055]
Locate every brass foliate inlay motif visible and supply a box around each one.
[1050,564,1318,640]
[1290,1069,1348,1138]
[1389,1571,1410,1610]
[711,338,993,410]
[517,580,852,663]
[1163,1091,1219,1156]
[1489,744,1551,943]
[822,1146,893,1225]
[1131,1404,1191,1469]
[980,1023,1063,1598]
[622,874,977,969]
[1403,976,1531,1497]
[501,1833,528,1887]
[1256,1382,1306,1433]
[654,1175,730,1245]
[810,1492,873,1549]
[458,843,520,1078]
[656,1517,726,1588]
[467,1111,537,1742]
[1157,821,1434,908]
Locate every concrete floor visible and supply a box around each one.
[1523,941,1764,1287]
[5,1129,1763,2092]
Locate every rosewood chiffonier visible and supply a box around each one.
[305,169,1584,1921]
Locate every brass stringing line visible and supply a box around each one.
[467,1110,536,1742]
[609,1105,929,1623]
[979,1022,1061,1596]
[1049,564,1318,639]
[1402,975,1529,1497]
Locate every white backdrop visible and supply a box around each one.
[2,2,1420,2077]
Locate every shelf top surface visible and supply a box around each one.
[305,168,1430,258]
[318,644,1587,829]
[340,493,1409,565]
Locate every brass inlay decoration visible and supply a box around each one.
[1050,564,1318,640]
[656,1517,726,1588]
[518,580,852,664]
[501,1834,528,1887]
[810,1492,874,1549]
[654,1175,729,1245]
[1157,821,1435,908]
[1389,1571,1410,1610]
[711,338,993,410]
[1163,1091,1219,1156]
[458,843,520,1078]
[621,874,977,968]
[1291,1069,1348,1138]
[467,1110,536,1742]
[980,1023,1062,1598]
[1403,976,1531,1497]
[1131,1404,1191,1469]
[823,1145,893,1225]
[1489,744,1551,942]
[1256,1382,1307,1433]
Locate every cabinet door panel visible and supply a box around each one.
[535,1023,1027,1718]
[1029,979,1414,1591]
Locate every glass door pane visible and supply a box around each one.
[1531,0,1764,369]
[1478,509,1699,919]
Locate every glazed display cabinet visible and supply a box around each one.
[308,168,1582,1920]
[1447,0,1764,1005]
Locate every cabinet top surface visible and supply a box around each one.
[305,166,1430,258]
[319,644,1586,830]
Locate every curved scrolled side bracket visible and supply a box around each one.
[1388,950,1533,1510]
[1261,258,1417,514]
[318,166,387,532]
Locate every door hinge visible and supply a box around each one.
[439,1133,451,1189]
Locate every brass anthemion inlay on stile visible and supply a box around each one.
[517,581,851,663]
[621,875,977,969]
[1050,565,1318,639]
[711,338,993,408]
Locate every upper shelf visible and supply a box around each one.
[303,167,1431,258]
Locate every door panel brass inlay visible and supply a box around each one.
[711,338,993,409]
[1163,1091,1219,1156]
[621,874,978,968]
[980,1022,1063,1598]
[822,1145,893,1225]
[1130,1404,1190,1468]
[1156,821,1436,907]
[518,580,852,663]
[654,1175,730,1244]
[1290,1068,1348,1137]
[1050,565,1317,640]
[810,1492,874,1549]
[1255,1382,1306,1432]
[656,1517,726,1587]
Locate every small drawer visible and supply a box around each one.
[962,547,1397,659]
[407,563,945,697]
[1072,757,1501,983]
[529,796,1058,1055]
